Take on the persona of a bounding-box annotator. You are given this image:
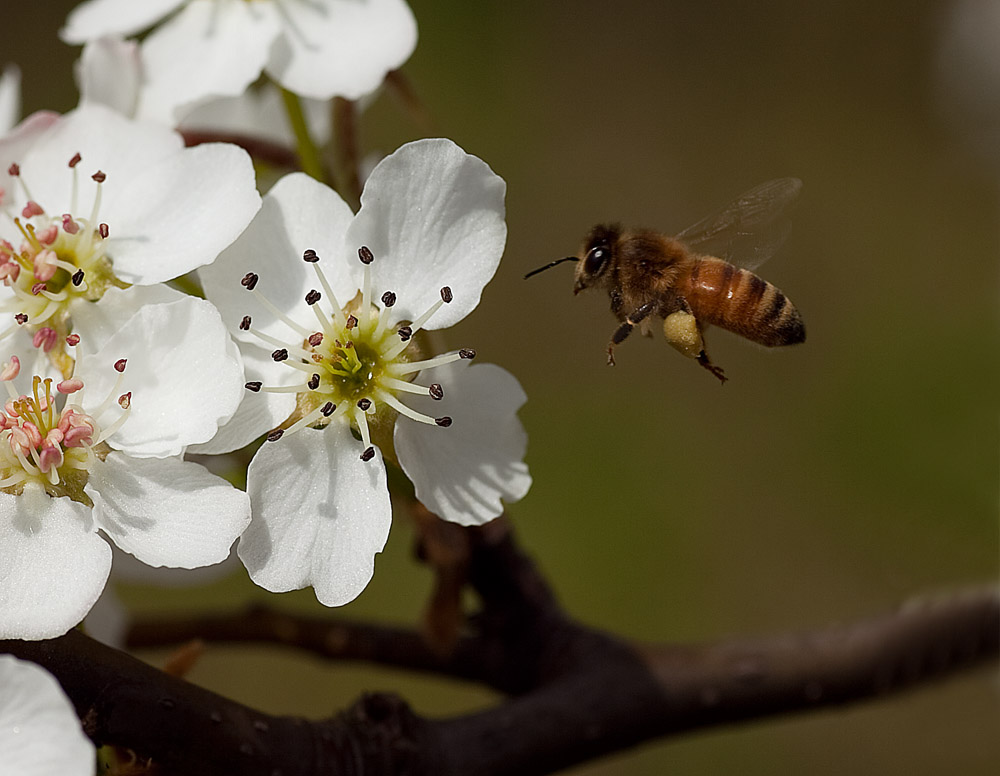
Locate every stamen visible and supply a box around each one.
[359,246,372,331]
[307,259,347,329]
[279,403,327,437]
[372,290,396,341]
[1,356,19,381]
[388,350,470,376]
[76,171,105,258]
[383,292,453,361]
[375,389,438,426]
[380,375,439,397]
[249,287,312,339]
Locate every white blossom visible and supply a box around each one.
[62,0,417,124]
[200,139,531,606]
[75,36,332,143]
[0,296,250,640]
[0,102,260,378]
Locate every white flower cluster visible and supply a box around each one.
[2,3,532,764]
[0,0,531,650]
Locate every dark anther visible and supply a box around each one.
[240,272,259,290]
[307,373,320,390]
[397,325,412,341]
[305,289,321,305]
[358,246,374,265]
[360,446,376,461]
[245,381,262,392]
[308,332,323,346]
[14,313,27,325]
[357,398,372,411]
[98,223,109,238]
[71,270,85,286]
[267,428,284,442]
[440,286,453,303]
[303,249,319,262]
[68,153,82,168]
[429,383,444,400]
[7,163,19,176]
[239,316,252,331]
[271,348,289,362]
[114,359,127,373]
[381,291,396,307]
[92,170,106,183]
[321,402,335,416]
[435,416,453,427]
[459,348,476,359]
[346,315,358,330]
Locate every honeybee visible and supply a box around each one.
[525,178,806,383]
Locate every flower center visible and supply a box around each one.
[0,157,128,377]
[0,354,131,503]
[240,246,476,460]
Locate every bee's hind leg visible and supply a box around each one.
[607,301,658,366]
[696,350,728,384]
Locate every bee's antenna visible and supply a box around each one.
[523,257,578,280]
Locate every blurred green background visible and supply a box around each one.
[9,0,999,773]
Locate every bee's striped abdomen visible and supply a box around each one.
[683,257,804,347]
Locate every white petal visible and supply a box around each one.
[346,138,507,330]
[0,111,61,208]
[267,0,417,100]
[13,106,260,284]
[240,425,391,606]
[71,284,188,355]
[137,0,280,123]
[0,64,21,135]
[186,341,298,455]
[61,0,184,43]
[178,84,331,146]
[103,142,261,285]
[76,37,142,117]
[86,452,250,568]
[0,656,96,776]
[395,361,531,526]
[75,297,244,457]
[199,171,356,343]
[18,103,183,217]
[0,486,111,640]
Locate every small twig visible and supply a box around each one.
[331,97,362,210]
[179,130,299,170]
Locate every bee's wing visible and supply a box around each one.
[674,178,802,270]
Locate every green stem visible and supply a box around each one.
[280,88,326,183]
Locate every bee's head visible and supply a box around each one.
[522,223,620,291]
[572,224,620,294]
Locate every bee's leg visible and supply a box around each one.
[607,301,657,365]
[696,349,728,384]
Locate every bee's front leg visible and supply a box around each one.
[607,301,657,366]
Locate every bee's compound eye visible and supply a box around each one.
[584,246,608,276]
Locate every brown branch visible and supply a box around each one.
[2,520,997,776]
[180,130,299,170]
